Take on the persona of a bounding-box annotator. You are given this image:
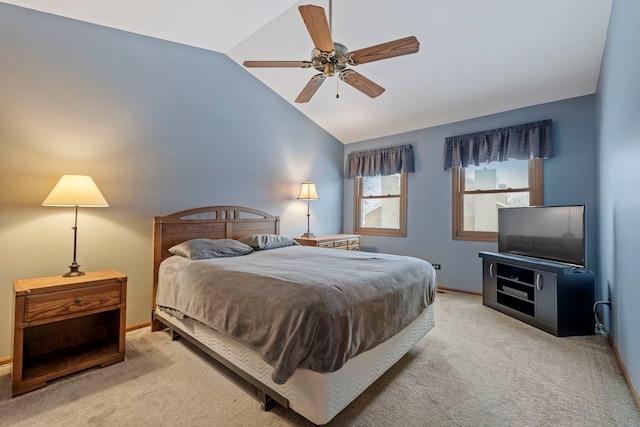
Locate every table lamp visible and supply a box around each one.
[297,180,319,238]
[42,175,109,277]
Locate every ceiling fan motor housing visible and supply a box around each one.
[311,42,349,76]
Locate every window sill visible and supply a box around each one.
[453,231,498,242]
[355,228,406,237]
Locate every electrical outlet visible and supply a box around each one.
[432,263,441,270]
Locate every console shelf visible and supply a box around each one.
[479,252,595,336]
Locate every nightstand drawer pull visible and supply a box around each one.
[75,297,82,304]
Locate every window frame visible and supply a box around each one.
[354,173,407,237]
[452,158,543,242]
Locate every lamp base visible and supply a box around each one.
[63,262,85,277]
[301,232,316,238]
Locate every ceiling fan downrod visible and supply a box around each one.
[328,0,333,35]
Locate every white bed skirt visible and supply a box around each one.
[155,304,435,425]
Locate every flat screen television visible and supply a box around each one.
[498,205,585,267]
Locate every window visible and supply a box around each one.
[354,173,407,236]
[452,159,542,241]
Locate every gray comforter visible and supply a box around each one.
[156,245,437,384]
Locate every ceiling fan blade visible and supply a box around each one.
[348,36,420,65]
[339,70,385,98]
[295,74,326,103]
[243,60,313,68]
[299,5,334,53]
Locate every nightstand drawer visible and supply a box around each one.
[347,238,359,245]
[333,239,348,248]
[25,283,121,322]
[318,241,334,249]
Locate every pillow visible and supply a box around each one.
[238,234,300,250]
[169,238,253,260]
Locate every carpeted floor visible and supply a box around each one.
[1,291,638,426]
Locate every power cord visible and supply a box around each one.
[593,300,611,336]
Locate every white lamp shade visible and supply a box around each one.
[297,181,319,200]
[42,175,109,207]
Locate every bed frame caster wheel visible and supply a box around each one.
[258,389,276,411]
[169,329,181,341]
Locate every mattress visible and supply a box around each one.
[156,246,437,384]
[155,303,435,425]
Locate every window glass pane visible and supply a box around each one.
[360,198,400,229]
[362,174,401,196]
[465,160,529,191]
[462,192,529,232]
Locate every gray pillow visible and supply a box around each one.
[238,234,300,250]
[169,238,253,260]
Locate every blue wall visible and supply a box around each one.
[344,95,598,293]
[596,0,640,400]
[0,4,344,357]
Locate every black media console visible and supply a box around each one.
[479,252,595,336]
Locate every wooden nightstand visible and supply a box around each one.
[295,234,360,250]
[11,270,127,397]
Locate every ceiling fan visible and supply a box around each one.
[242,2,420,103]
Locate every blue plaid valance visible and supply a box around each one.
[443,120,552,169]
[345,144,415,178]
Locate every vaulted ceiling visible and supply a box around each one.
[2,0,612,144]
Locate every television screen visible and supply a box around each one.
[498,205,585,266]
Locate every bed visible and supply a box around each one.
[151,206,437,425]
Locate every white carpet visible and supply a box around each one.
[1,291,638,426]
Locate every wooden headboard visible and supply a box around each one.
[151,206,280,331]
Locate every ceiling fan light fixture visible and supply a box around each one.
[324,62,335,77]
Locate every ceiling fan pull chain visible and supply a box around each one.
[336,76,340,99]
